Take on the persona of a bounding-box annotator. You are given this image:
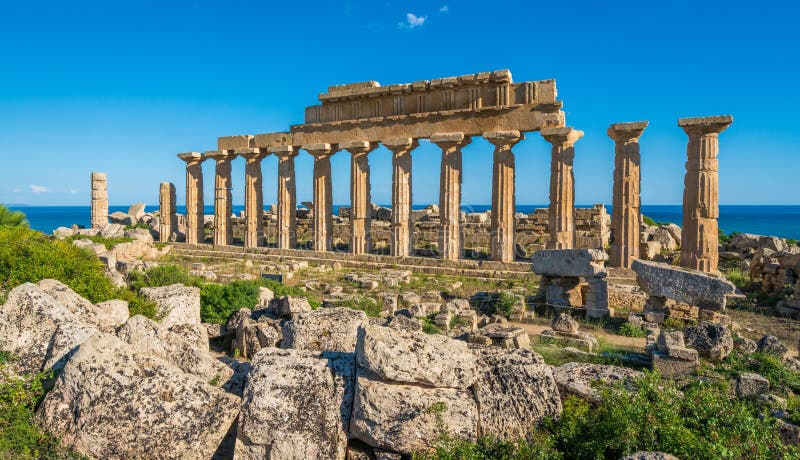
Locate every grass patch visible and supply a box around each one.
[617,322,647,338]
[334,297,382,318]
[716,350,800,394]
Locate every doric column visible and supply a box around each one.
[90,172,108,229]
[608,121,648,268]
[205,150,237,246]
[344,141,378,255]
[159,182,177,242]
[238,148,269,249]
[384,138,419,257]
[269,145,298,250]
[485,131,523,263]
[541,127,583,249]
[178,152,205,244]
[679,115,733,273]
[305,143,339,252]
[432,132,471,260]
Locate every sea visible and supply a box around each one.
[7,205,800,240]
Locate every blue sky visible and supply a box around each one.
[0,0,797,207]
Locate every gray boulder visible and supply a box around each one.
[36,333,240,459]
[140,284,201,328]
[553,362,644,402]
[552,312,579,334]
[472,347,562,440]
[349,370,478,455]
[735,372,769,398]
[128,202,146,221]
[757,335,788,356]
[273,295,312,317]
[734,336,758,354]
[531,249,608,277]
[37,279,128,331]
[99,223,126,239]
[235,348,354,460]
[355,325,478,388]
[281,307,368,353]
[684,321,734,361]
[632,259,736,310]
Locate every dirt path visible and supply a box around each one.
[511,318,648,352]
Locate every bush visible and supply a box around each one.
[717,350,800,393]
[334,297,382,318]
[642,215,658,226]
[128,264,199,291]
[617,322,647,338]
[0,205,28,228]
[200,281,262,324]
[419,373,798,460]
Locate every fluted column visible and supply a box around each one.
[432,132,471,260]
[305,143,338,252]
[178,153,205,244]
[345,141,379,255]
[205,150,237,246]
[485,131,523,263]
[270,145,298,250]
[542,127,583,249]
[90,172,108,229]
[385,138,419,257]
[159,182,177,242]
[238,148,269,249]
[608,122,648,268]
[679,115,733,273]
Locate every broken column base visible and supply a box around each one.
[539,329,599,352]
[468,323,530,349]
[651,351,698,378]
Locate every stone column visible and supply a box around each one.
[270,145,298,250]
[485,131,523,263]
[608,121,649,268]
[90,172,108,228]
[384,138,419,257]
[178,152,205,244]
[238,148,269,249]
[205,150,237,246]
[345,141,378,255]
[432,132,471,260]
[159,182,177,242]
[305,144,338,252]
[679,115,733,273]
[541,127,583,250]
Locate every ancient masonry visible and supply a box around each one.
[164,69,731,273]
[159,182,177,243]
[90,172,108,229]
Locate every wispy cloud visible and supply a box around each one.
[439,5,448,13]
[398,12,427,29]
[30,184,48,193]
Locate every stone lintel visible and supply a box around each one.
[217,135,254,151]
[678,115,733,135]
[178,152,204,162]
[343,141,379,154]
[431,132,466,144]
[607,121,649,142]
[204,150,237,161]
[541,127,584,146]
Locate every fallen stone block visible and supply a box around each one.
[531,249,608,277]
[632,259,736,310]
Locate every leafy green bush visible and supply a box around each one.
[617,322,647,338]
[128,264,199,291]
[717,350,800,393]
[200,281,261,324]
[642,215,658,226]
[334,297,382,318]
[419,373,797,460]
[0,205,28,229]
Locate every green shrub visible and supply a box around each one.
[335,297,382,318]
[128,264,199,291]
[0,205,28,229]
[419,373,797,460]
[200,281,261,324]
[617,322,647,338]
[642,215,658,226]
[717,351,800,393]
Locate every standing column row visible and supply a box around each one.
[542,127,583,250]
[608,122,648,268]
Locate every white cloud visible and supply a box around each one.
[439,5,448,12]
[30,184,48,193]
[399,12,427,29]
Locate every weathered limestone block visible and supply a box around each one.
[273,295,313,317]
[355,325,478,388]
[683,321,734,361]
[168,323,209,352]
[232,320,282,360]
[553,362,643,402]
[36,279,128,332]
[0,283,93,373]
[37,333,240,460]
[479,323,532,349]
[140,284,201,328]
[552,311,579,333]
[281,307,368,353]
[736,372,769,398]
[532,249,608,277]
[116,315,232,384]
[349,371,478,455]
[632,259,736,310]
[235,348,354,460]
[472,347,562,440]
[757,334,788,356]
[539,329,599,352]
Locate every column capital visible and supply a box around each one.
[204,150,238,162]
[431,132,471,150]
[178,152,205,164]
[485,130,524,148]
[383,137,418,150]
[607,121,649,143]
[343,141,379,156]
[678,115,733,136]
[236,147,269,161]
[541,127,584,146]
[268,145,299,157]
[303,143,340,158]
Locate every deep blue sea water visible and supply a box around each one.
[8,204,800,240]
